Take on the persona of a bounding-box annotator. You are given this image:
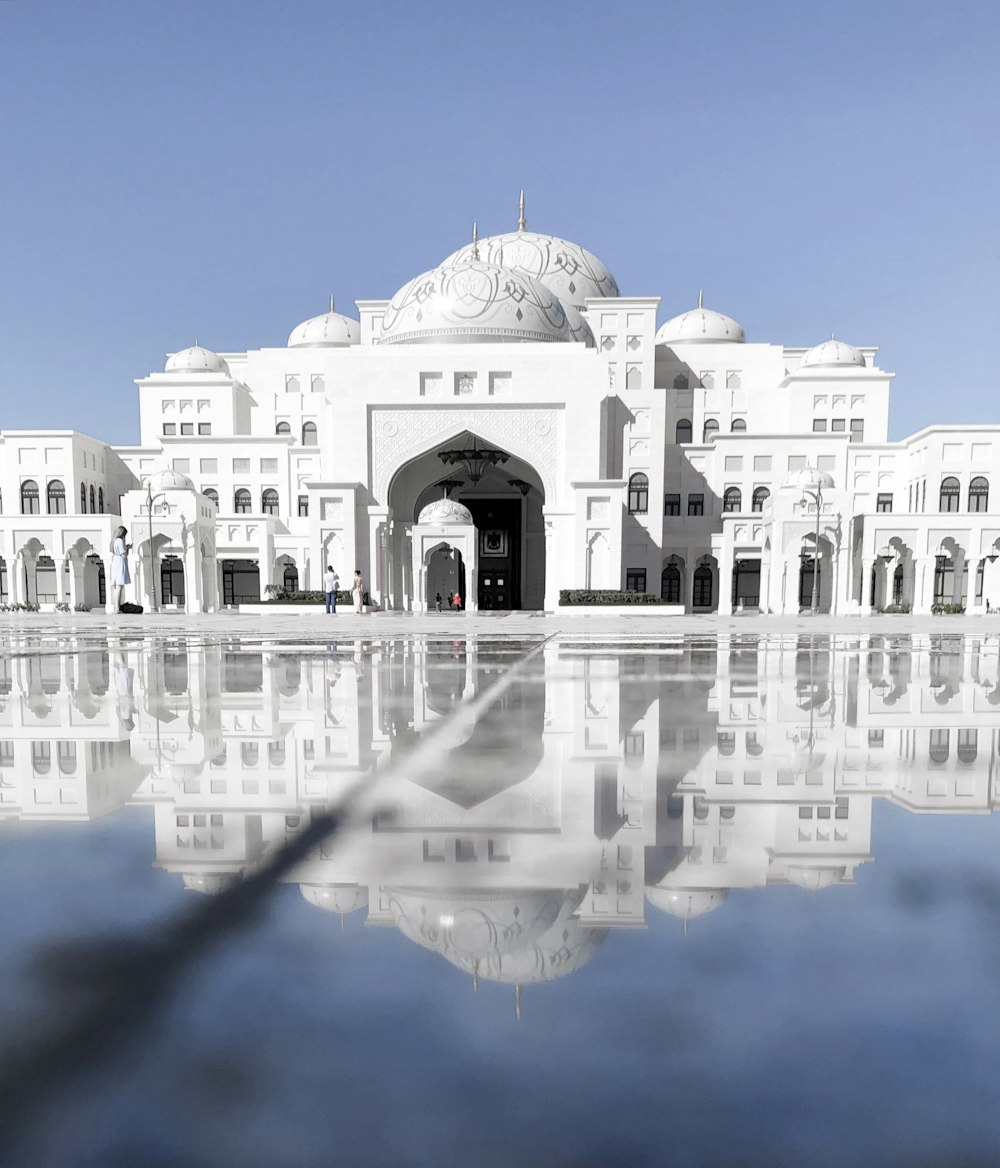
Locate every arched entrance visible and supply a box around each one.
[386,432,546,611]
[426,545,465,609]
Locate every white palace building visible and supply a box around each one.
[2,197,999,615]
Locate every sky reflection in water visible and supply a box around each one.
[0,630,999,1168]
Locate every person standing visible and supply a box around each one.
[447,591,454,610]
[435,592,443,613]
[109,526,131,613]
[352,569,364,614]
[324,565,340,614]
[453,590,462,611]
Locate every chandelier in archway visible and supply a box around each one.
[437,437,508,483]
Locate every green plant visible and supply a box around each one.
[931,602,965,614]
[878,603,912,614]
[261,588,371,605]
[55,602,70,613]
[559,589,668,606]
[74,603,91,612]
[0,602,40,613]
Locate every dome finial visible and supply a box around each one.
[698,289,703,309]
[330,293,335,313]
[515,983,522,1021]
[471,220,480,261]
[518,189,526,232]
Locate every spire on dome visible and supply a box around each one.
[698,290,704,308]
[517,189,526,232]
[471,220,479,261]
[330,293,336,313]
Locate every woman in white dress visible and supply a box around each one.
[352,569,364,614]
[109,526,131,613]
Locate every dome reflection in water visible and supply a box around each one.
[0,631,999,1165]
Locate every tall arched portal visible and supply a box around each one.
[387,432,546,611]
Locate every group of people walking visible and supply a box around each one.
[323,566,365,615]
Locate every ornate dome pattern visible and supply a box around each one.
[146,467,196,492]
[656,294,745,346]
[380,260,571,346]
[288,298,361,348]
[442,231,619,311]
[800,338,866,369]
[417,498,474,525]
[645,887,729,920]
[165,345,230,375]
[301,883,369,914]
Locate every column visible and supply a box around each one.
[758,554,772,615]
[66,557,82,610]
[184,543,203,614]
[914,555,935,615]
[952,550,967,607]
[859,558,875,615]
[685,555,698,615]
[717,541,734,616]
[10,554,26,605]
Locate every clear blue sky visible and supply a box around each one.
[1,0,997,444]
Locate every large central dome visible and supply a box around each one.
[380,258,572,345]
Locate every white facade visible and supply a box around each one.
[3,207,999,614]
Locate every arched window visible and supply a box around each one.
[20,480,39,515]
[693,563,713,608]
[240,742,259,767]
[969,476,989,513]
[57,742,77,775]
[234,488,252,514]
[939,476,960,512]
[261,488,279,516]
[282,563,299,591]
[80,483,87,512]
[31,742,51,775]
[627,473,649,514]
[204,488,219,510]
[302,421,318,446]
[957,729,978,764]
[675,418,692,444]
[723,487,742,513]
[673,373,689,390]
[717,732,736,757]
[46,480,66,515]
[97,487,104,514]
[89,485,96,513]
[275,421,291,436]
[661,564,681,603]
[731,418,747,433]
[268,740,286,767]
[752,486,770,512]
[703,418,719,442]
[928,729,950,765]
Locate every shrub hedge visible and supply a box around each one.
[261,588,371,606]
[931,602,965,614]
[878,603,912,614]
[559,589,668,606]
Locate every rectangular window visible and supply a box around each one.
[813,419,828,432]
[753,455,771,471]
[831,418,846,433]
[260,458,278,473]
[172,458,190,473]
[200,458,217,474]
[198,422,211,436]
[816,455,836,471]
[664,493,681,516]
[850,418,865,442]
[625,569,647,592]
[724,456,743,471]
[687,493,704,516]
[787,455,806,471]
[180,423,194,435]
[868,730,884,748]
[233,458,250,473]
[297,495,309,517]
[162,423,176,436]
[311,374,325,394]
[876,492,893,513]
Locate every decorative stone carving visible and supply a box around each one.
[417,498,474,526]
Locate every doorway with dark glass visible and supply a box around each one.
[465,498,520,610]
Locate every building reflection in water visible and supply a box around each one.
[1,631,999,999]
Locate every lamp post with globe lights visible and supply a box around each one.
[783,467,836,614]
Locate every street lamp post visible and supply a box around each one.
[783,467,836,614]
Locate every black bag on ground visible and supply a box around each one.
[119,602,144,614]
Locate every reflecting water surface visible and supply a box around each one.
[1,630,1000,1167]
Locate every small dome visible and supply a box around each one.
[563,301,596,347]
[442,230,619,312]
[165,345,230,375]
[800,338,866,369]
[288,299,360,348]
[645,888,729,920]
[301,883,369,915]
[182,871,242,894]
[146,467,196,492]
[783,466,836,494]
[656,293,745,345]
[417,498,474,526]
[783,863,847,891]
[380,259,572,346]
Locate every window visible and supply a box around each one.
[700,371,715,389]
[850,418,865,442]
[625,569,647,593]
[687,493,704,516]
[234,488,252,514]
[754,455,771,472]
[80,483,87,511]
[200,458,217,474]
[722,487,742,513]
[661,564,681,602]
[297,495,309,517]
[664,493,681,516]
[302,421,318,446]
[703,418,719,442]
[751,486,770,512]
[969,476,989,512]
[831,418,846,433]
[232,458,250,473]
[813,419,827,432]
[675,419,692,444]
[627,473,649,514]
[726,371,741,389]
[693,564,713,607]
[204,488,219,509]
[89,485,96,513]
[172,459,190,473]
[97,487,104,513]
[673,373,689,390]
[162,423,176,435]
[939,476,960,512]
[929,729,950,765]
[21,480,39,515]
[276,421,291,436]
[180,423,194,435]
[198,423,211,436]
[260,458,278,473]
[46,480,66,514]
[957,729,978,764]
[731,418,747,433]
[787,455,806,471]
[261,488,279,515]
[876,492,893,513]
[282,563,299,591]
